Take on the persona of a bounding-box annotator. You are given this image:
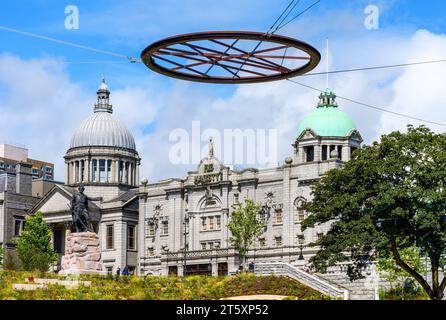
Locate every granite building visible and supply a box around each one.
[138,89,362,276]
[30,79,362,277]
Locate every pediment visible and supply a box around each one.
[30,186,72,215]
[297,128,319,141]
[348,129,363,142]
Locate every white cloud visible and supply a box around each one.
[1,28,445,184]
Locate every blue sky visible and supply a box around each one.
[1,0,446,181]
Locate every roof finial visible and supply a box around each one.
[326,38,329,90]
[102,74,106,83]
[208,137,214,158]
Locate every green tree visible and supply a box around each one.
[0,245,3,267]
[228,199,265,270]
[14,211,57,272]
[378,245,426,299]
[302,126,446,300]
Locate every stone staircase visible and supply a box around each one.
[254,262,348,300]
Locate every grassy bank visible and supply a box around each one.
[0,271,329,300]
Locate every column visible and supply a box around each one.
[115,160,120,183]
[71,161,76,184]
[105,159,109,182]
[123,161,127,185]
[78,161,82,183]
[85,158,90,183]
[298,147,304,164]
[136,162,140,185]
[129,162,133,185]
[65,162,69,185]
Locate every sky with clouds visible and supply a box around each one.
[0,0,445,182]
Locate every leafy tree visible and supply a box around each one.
[14,211,57,272]
[378,246,426,299]
[0,245,3,266]
[228,199,265,270]
[302,126,446,300]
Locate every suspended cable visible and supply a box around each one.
[303,58,446,77]
[286,78,446,127]
[270,0,301,34]
[275,0,321,32]
[0,25,141,63]
[267,0,297,33]
[0,59,139,65]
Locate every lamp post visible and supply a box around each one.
[183,212,189,277]
[297,234,305,260]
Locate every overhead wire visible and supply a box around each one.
[0,25,141,63]
[286,78,446,127]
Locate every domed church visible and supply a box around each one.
[31,82,365,285]
[31,78,141,273]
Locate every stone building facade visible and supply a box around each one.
[30,78,141,274]
[138,89,363,276]
[30,80,363,277]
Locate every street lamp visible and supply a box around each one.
[183,212,189,277]
[297,234,305,260]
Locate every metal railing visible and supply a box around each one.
[254,262,348,299]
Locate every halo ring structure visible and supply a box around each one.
[141,31,321,84]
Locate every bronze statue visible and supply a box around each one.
[70,184,94,233]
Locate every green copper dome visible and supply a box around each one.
[297,90,356,137]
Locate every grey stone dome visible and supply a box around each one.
[69,111,136,150]
[68,78,136,151]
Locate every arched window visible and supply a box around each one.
[294,197,306,223]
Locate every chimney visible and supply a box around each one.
[16,163,32,196]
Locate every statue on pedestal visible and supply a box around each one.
[70,184,94,233]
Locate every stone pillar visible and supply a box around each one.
[78,161,83,183]
[298,147,304,164]
[85,158,90,183]
[123,161,127,185]
[128,162,132,186]
[65,162,69,185]
[105,159,109,182]
[115,160,120,183]
[136,162,140,185]
[71,161,76,184]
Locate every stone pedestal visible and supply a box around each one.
[59,232,104,275]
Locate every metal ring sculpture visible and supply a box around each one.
[141,31,321,84]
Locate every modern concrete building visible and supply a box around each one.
[0,143,55,180]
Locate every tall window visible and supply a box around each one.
[208,216,214,230]
[148,223,155,237]
[80,160,85,182]
[216,216,221,230]
[259,238,266,248]
[275,236,282,247]
[201,217,207,231]
[305,146,314,162]
[322,145,328,161]
[274,210,283,225]
[294,198,306,223]
[106,224,114,249]
[127,225,136,250]
[107,160,112,182]
[99,159,106,182]
[161,221,168,236]
[92,160,98,182]
[14,219,24,236]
